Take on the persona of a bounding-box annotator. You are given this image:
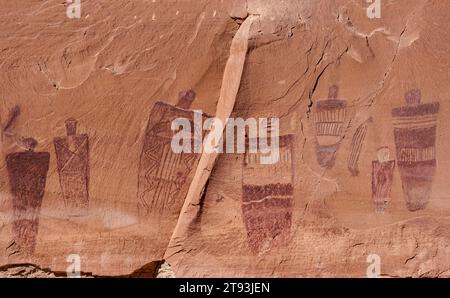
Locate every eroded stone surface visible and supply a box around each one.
[1,0,450,277]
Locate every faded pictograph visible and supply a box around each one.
[371,147,395,212]
[242,135,294,254]
[137,90,206,217]
[54,118,90,217]
[348,118,372,176]
[314,85,347,169]
[6,138,50,255]
[1,106,22,156]
[392,89,439,211]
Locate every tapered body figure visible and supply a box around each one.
[242,135,294,254]
[54,118,90,216]
[314,85,347,169]
[392,89,439,211]
[137,90,207,218]
[6,138,50,255]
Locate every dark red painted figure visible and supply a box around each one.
[54,118,90,217]
[392,89,439,211]
[371,147,395,212]
[137,90,207,217]
[242,135,294,254]
[6,138,50,255]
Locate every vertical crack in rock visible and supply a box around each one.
[186,177,210,236]
[163,15,257,267]
[361,1,424,109]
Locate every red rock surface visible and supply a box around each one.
[1,0,450,277]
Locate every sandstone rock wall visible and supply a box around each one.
[1,0,449,277]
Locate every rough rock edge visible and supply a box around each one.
[0,261,164,278]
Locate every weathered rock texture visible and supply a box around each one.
[1,0,450,277]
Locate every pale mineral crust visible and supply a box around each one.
[1,0,450,278]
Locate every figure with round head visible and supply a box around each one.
[137,89,208,219]
[391,89,440,211]
[54,118,90,217]
[313,84,348,169]
[6,135,50,255]
[372,147,396,212]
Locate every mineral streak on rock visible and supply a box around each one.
[163,15,256,263]
[2,106,20,133]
